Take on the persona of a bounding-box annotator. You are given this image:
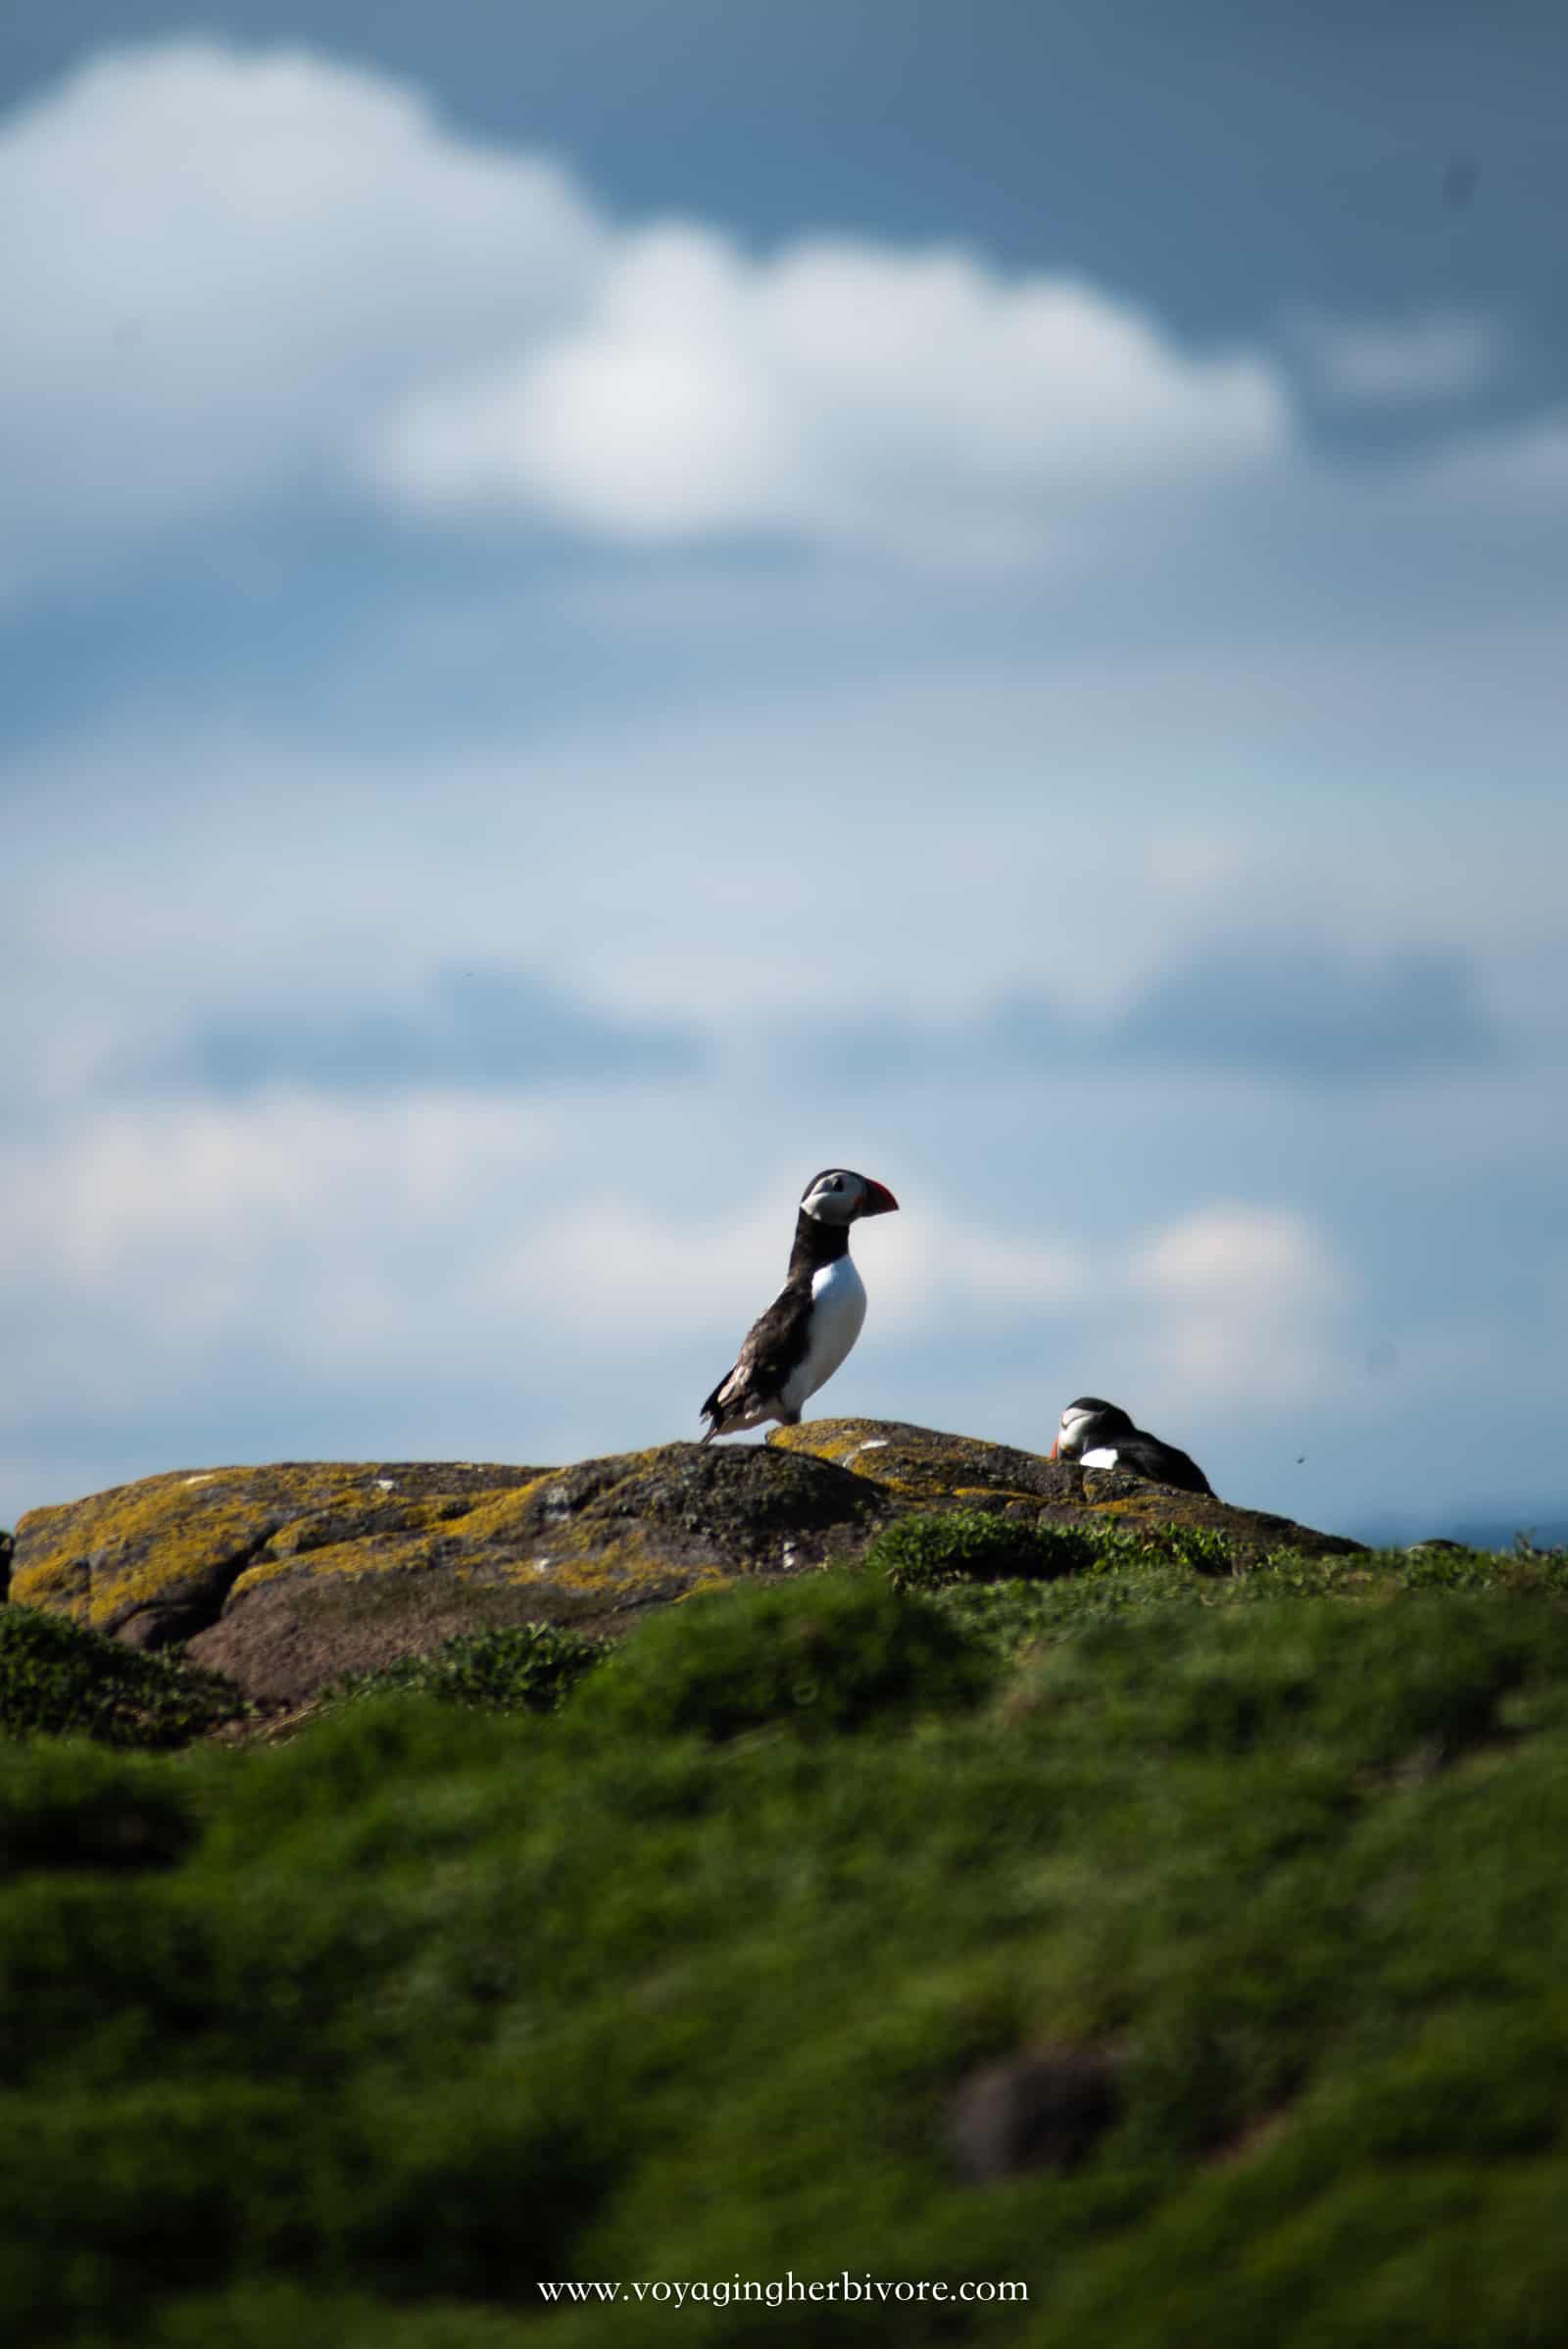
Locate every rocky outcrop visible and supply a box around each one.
[10,1446,888,1702]
[771,1418,1363,1564]
[9,1419,1360,1703]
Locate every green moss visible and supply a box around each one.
[12,1561,1568,2345]
[930,1541,1568,1664]
[0,1738,202,1874]
[568,1570,997,1740]
[870,1507,1099,1589]
[1088,1520,1238,1575]
[331,1622,604,1715]
[1003,1592,1568,1767]
[868,1508,1241,1592]
[147,2288,529,2349]
[0,1604,245,1747]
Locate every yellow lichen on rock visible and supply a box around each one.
[769,1418,1072,1508]
[15,1468,286,1629]
[771,1418,1363,1564]
[9,1422,1358,1704]
[9,1441,889,1697]
[11,1461,553,1644]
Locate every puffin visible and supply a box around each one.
[700,1167,899,1441]
[1050,1396,1214,1495]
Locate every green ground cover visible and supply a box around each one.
[4,1525,1568,2344]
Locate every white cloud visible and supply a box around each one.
[1288,308,1507,406]
[0,1070,1275,1424]
[8,618,1568,1146]
[1136,1202,1335,1304]
[0,1073,1347,1493]
[0,1092,554,1348]
[0,1104,1069,1391]
[0,38,1284,587]
[1120,1203,1348,1411]
[4,1058,1562,1540]
[368,222,1288,559]
[6,37,1566,598]
[0,40,604,580]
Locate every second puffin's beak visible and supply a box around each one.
[1050,1439,1058,1460]
[860,1180,899,1217]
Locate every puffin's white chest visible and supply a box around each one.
[782,1254,867,1413]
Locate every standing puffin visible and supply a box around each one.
[700,1168,899,1441]
[1051,1396,1214,1495]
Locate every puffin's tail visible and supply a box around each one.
[699,1377,727,1444]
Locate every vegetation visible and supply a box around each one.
[332,1621,604,1716]
[0,1604,245,1747]
[568,1571,995,1740]
[6,1531,1568,2344]
[921,1525,1568,1662]
[868,1507,1099,1588]
[867,1507,1241,1590]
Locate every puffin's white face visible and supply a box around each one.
[1055,1404,1098,1459]
[800,1168,898,1224]
[801,1169,869,1224]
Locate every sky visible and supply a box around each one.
[5,3,1567,1544]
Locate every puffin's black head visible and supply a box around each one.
[799,1168,900,1225]
[1052,1397,1136,1460]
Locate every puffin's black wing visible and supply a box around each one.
[700,1280,813,1440]
[1115,1431,1213,1496]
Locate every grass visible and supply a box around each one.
[0,1604,245,1746]
[925,1533,1568,1664]
[331,1621,604,1715]
[868,1508,1100,1589]
[869,1507,1319,1594]
[6,1531,1568,2343]
[567,1571,995,1740]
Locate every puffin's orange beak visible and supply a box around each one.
[860,1179,899,1216]
[1050,1439,1058,1460]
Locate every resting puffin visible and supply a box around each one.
[1050,1396,1214,1495]
[700,1168,899,1441]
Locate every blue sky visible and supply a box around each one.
[5,5,1566,1542]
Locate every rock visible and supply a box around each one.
[950,2047,1122,2181]
[11,1462,547,1652]
[11,1446,888,1704]
[770,1419,1364,1563]
[10,1418,1361,1706]
[770,1417,1082,1507]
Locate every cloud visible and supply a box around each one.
[0,38,1285,588]
[113,929,1506,1120]
[1115,1202,1348,1411]
[8,1025,1564,1535]
[7,37,1568,601]
[1106,939,1501,1080]
[142,966,707,1096]
[782,940,1505,1089]
[1287,308,1507,407]
[1134,1202,1337,1307]
[367,223,1288,560]
[1411,414,1568,514]
[0,40,605,585]
[0,1074,1337,1487]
